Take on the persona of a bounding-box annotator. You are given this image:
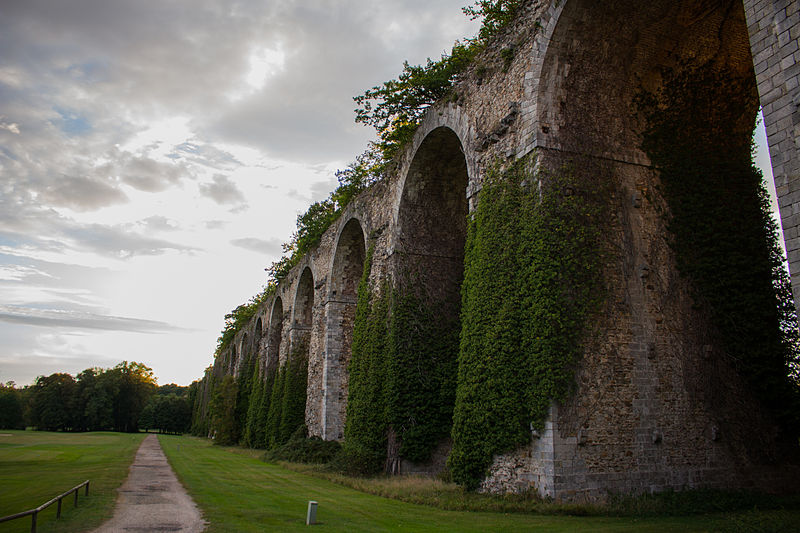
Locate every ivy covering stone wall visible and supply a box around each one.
[448,156,608,488]
[343,244,461,473]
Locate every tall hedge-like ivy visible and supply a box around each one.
[344,244,462,470]
[387,288,459,463]
[243,367,277,449]
[341,245,388,471]
[265,363,286,448]
[278,343,310,444]
[263,344,309,449]
[448,157,607,488]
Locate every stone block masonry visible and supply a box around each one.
[208,0,800,501]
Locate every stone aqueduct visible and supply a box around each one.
[210,0,800,499]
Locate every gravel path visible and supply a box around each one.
[93,434,206,532]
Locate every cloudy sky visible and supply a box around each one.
[0,0,485,386]
[0,1,780,387]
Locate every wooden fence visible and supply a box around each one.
[0,480,89,532]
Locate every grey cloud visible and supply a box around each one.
[117,154,188,193]
[231,237,283,256]
[0,199,196,258]
[198,1,477,162]
[199,174,246,206]
[138,216,178,232]
[38,174,128,211]
[61,223,197,257]
[0,305,180,333]
[0,252,115,290]
[169,141,241,171]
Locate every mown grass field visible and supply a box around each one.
[1,431,797,532]
[159,434,800,532]
[0,430,145,533]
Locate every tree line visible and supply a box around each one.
[0,361,194,434]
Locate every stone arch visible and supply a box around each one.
[229,344,237,375]
[329,218,367,300]
[396,125,469,313]
[290,266,314,363]
[398,104,477,202]
[390,125,470,472]
[322,217,366,440]
[254,316,264,375]
[512,0,790,498]
[237,332,249,377]
[536,0,757,160]
[267,297,284,375]
[293,267,314,329]
[529,4,799,291]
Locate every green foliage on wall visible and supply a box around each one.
[242,375,263,447]
[388,287,460,463]
[463,0,525,40]
[265,364,286,449]
[190,368,213,437]
[343,244,462,472]
[234,347,258,440]
[448,156,608,489]
[637,63,800,434]
[279,343,310,443]
[209,375,238,445]
[354,42,483,161]
[340,244,387,473]
[355,0,525,160]
[264,344,310,449]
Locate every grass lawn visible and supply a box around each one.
[0,430,145,533]
[159,434,800,532]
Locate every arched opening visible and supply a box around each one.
[323,218,366,440]
[254,317,263,374]
[528,0,796,496]
[293,267,314,329]
[238,332,249,376]
[229,344,237,375]
[397,126,469,285]
[390,126,469,471]
[267,297,284,375]
[331,219,366,300]
[537,0,757,159]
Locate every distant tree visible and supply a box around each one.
[111,361,157,433]
[0,382,25,429]
[139,393,191,434]
[157,383,189,397]
[29,373,77,431]
[74,368,118,431]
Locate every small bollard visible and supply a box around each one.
[306,501,317,525]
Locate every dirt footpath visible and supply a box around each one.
[93,434,206,532]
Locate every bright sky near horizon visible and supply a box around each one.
[0,1,782,387]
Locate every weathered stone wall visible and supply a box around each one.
[207,0,799,501]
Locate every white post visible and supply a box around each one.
[306,501,318,525]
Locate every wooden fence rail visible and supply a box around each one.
[0,480,89,533]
